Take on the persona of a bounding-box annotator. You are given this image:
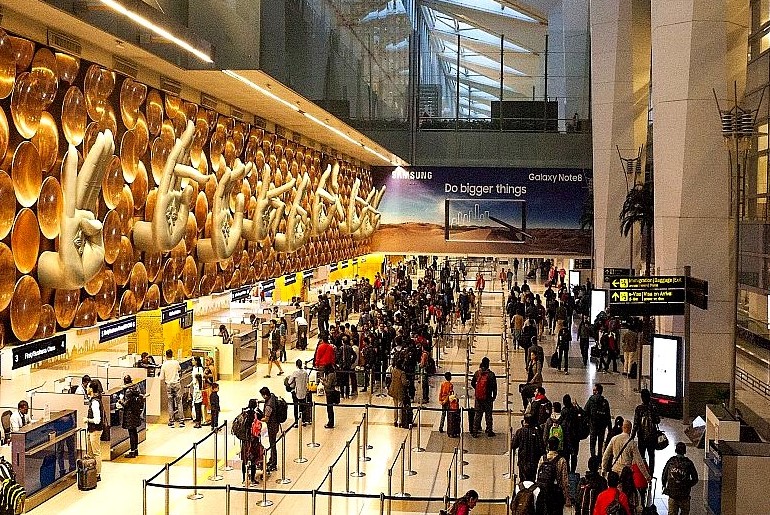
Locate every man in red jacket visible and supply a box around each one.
[593,471,631,515]
[313,334,336,372]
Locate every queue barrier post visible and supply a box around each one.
[225,484,231,515]
[142,479,147,515]
[387,468,393,515]
[407,419,417,477]
[344,437,354,493]
[364,404,373,450]
[209,424,223,481]
[257,450,273,507]
[503,427,514,479]
[243,467,251,514]
[164,463,170,515]
[308,401,320,448]
[220,421,234,471]
[327,466,333,515]
[187,443,204,500]
[276,424,291,484]
[398,441,410,497]
[295,412,307,463]
[452,448,459,499]
[379,492,385,515]
[352,418,365,477]
[414,407,425,452]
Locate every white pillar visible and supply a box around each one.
[651,0,748,418]
[590,0,651,285]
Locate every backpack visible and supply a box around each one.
[474,371,490,400]
[231,411,249,441]
[605,490,623,515]
[549,422,564,451]
[666,457,689,490]
[533,398,553,428]
[510,483,537,515]
[639,406,658,442]
[594,396,610,423]
[426,356,437,375]
[274,396,288,424]
[536,456,560,490]
[573,404,590,440]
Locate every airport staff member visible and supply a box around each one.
[10,400,33,432]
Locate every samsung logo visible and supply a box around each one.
[391,168,432,180]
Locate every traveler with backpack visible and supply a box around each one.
[118,375,143,458]
[661,442,698,515]
[561,394,586,473]
[578,317,591,366]
[575,456,607,515]
[543,402,566,455]
[259,387,283,473]
[520,352,543,411]
[535,436,571,514]
[235,399,259,485]
[593,471,631,515]
[471,357,497,437]
[630,389,661,474]
[585,383,612,457]
[528,387,553,439]
[438,372,454,433]
[512,415,546,482]
[556,325,571,374]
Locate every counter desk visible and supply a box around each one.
[10,410,78,510]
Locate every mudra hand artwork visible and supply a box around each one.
[242,163,295,242]
[197,159,250,262]
[352,186,386,241]
[133,121,211,252]
[311,163,343,236]
[39,130,115,289]
[274,173,311,253]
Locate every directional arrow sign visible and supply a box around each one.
[609,275,686,316]
[610,276,685,289]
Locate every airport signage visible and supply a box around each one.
[686,277,709,310]
[99,316,137,343]
[161,303,187,324]
[231,285,252,302]
[574,259,592,270]
[604,268,635,283]
[13,334,66,370]
[609,275,686,316]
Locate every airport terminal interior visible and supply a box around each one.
[0,0,769,514]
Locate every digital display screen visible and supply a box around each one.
[569,270,581,292]
[590,289,607,324]
[652,335,681,398]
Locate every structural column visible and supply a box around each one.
[651,0,748,418]
[590,0,651,285]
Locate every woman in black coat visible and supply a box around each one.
[119,375,143,458]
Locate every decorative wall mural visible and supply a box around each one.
[0,29,384,344]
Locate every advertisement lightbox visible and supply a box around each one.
[590,289,607,324]
[651,334,682,399]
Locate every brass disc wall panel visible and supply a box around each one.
[11,208,39,274]
[55,53,79,85]
[34,303,56,339]
[10,275,41,341]
[53,288,79,328]
[0,243,14,311]
[0,172,15,240]
[0,30,16,99]
[0,105,8,162]
[32,111,58,173]
[95,270,116,319]
[145,283,160,310]
[129,262,148,306]
[38,176,62,239]
[102,210,122,264]
[12,141,42,207]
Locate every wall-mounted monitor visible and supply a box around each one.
[590,289,607,324]
[651,334,682,399]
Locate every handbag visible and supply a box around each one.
[631,463,649,489]
[655,429,669,450]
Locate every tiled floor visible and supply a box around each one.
[5,277,711,514]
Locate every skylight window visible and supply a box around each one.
[433,0,537,22]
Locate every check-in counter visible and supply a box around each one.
[103,379,147,460]
[10,410,78,510]
[192,327,258,381]
[158,357,194,422]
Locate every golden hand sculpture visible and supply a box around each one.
[311,163,343,235]
[133,121,211,252]
[242,163,295,242]
[39,130,115,289]
[274,173,311,253]
[197,159,250,262]
[352,186,386,241]
[340,178,368,235]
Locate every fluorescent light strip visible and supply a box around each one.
[223,70,300,111]
[100,0,213,63]
[225,70,398,165]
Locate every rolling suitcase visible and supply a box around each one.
[77,430,98,491]
[401,405,414,429]
[447,409,461,437]
[629,362,638,379]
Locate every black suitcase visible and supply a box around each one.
[400,406,413,428]
[447,409,461,437]
[466,408,476,433]
[302,393,313,423]
[629,362,638,379]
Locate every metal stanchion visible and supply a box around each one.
[414,407,425,452]
[363,405,372,453]
[327,466,333,515]
[379,492,385,515]
[352,424,365,477]
[276,425,291,484]
[344,438,354,493]
[311,489,316,515]
[243,469,250,514]
[295,412,307,463]
[308,401,320,448]
[209,426,223,481]
[164,463,170,515]
[387,469,393,515]
[398,442,410,497]
[503,427,514,479]
[187,443,204,500]
[459,415,469,480]
[452,448,458,499]
[142,479,147,515]
[225,484,231,515]
[257,451,273,507]
[407,422,417,476]
[220,421,233,471]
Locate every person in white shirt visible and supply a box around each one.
[294,314,308,350]
[158,349,184,427]
[74,375,91,401]
[286,360,309,426]
[602,419,652,481]
[9,400,33,432]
